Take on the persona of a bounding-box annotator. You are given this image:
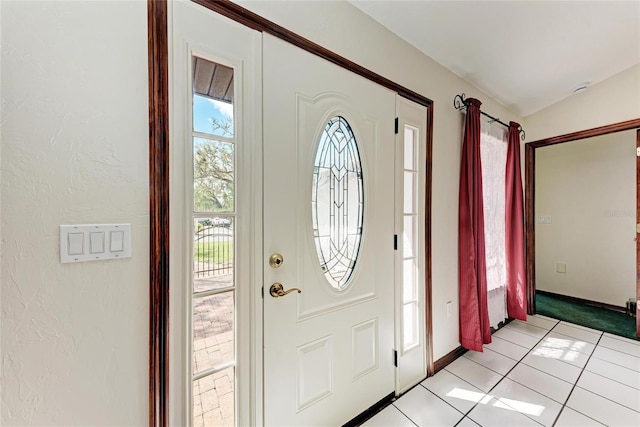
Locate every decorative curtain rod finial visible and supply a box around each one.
[519,127,526,141]
[453,93,467,110]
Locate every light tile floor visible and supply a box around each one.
[364,315,640,427]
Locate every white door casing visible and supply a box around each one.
[170,1,263,425]
[263,35,396,426]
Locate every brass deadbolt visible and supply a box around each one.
[269,253,284,268]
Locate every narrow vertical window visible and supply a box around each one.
[402,125,419,351]
[191,56,235,426]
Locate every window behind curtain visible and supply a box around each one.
[480,120,508,328]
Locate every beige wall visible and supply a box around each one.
[535,131,636,306]
[525,64,640,141]
[238,0,524,360]
[1,1,149,424]
[526,63,640,308]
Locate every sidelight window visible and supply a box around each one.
[191,56,236,426]
[402,125,420,351]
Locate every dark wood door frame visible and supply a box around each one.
[636,129,640,337]
[525,118,640,327]
[148,1,169,426]
[148,0,435,425]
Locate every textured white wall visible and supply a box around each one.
[1,1,149,425]
[237,0,524,360]
[535,132,636,306]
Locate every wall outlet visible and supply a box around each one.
[537,215,552,224]
[556,262,566,274]
[446,301,452,317]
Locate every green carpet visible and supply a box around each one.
[535,292,638,341]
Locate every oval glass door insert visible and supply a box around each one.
[312,116,364,290]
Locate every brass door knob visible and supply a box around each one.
[269,283,301,298]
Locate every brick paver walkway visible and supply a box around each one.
[193,273,235,426]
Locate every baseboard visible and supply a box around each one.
[342,391,395,427]
[433,345,467,374]
[537,290,627,314]
[432,317,516,374]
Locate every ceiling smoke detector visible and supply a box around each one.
[571,82,590,94]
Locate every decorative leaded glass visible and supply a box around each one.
[312,116,364,290]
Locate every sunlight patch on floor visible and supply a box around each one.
[445,387,546,417]
[445,387,486,403]
[532,336,587,362]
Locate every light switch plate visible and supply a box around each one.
[60,224,131,263]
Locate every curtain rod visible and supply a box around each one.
[453,93,526,140]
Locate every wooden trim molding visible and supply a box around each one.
[525,118,640,321]
[525,143,536,315]
[192,0,433,108]
[425,105,435,376]
[148,1,170,426]
[637,129,640,338]
[433,346,467,374]
[529,118,640,149]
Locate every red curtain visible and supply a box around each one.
[505,121,527,320]
[458,98,491,351]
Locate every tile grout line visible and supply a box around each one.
[596,340,640,358]
[389,400,420,427]
[584,366,640,393]
[572,384,640,415]
[589,352,640,372]
[490,335,531,352]
[482,329,585,391]
[485,324,557,426]
[600,332,640,346]
[503,363,573,406]
[549,328,605,427]
[510,321,552,333]
[417,384,472,426]
[598,347,640,358]
[453,321,558,426]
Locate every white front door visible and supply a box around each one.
[263,35,396,426]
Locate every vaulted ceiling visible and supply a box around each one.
[349,1,640,117]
